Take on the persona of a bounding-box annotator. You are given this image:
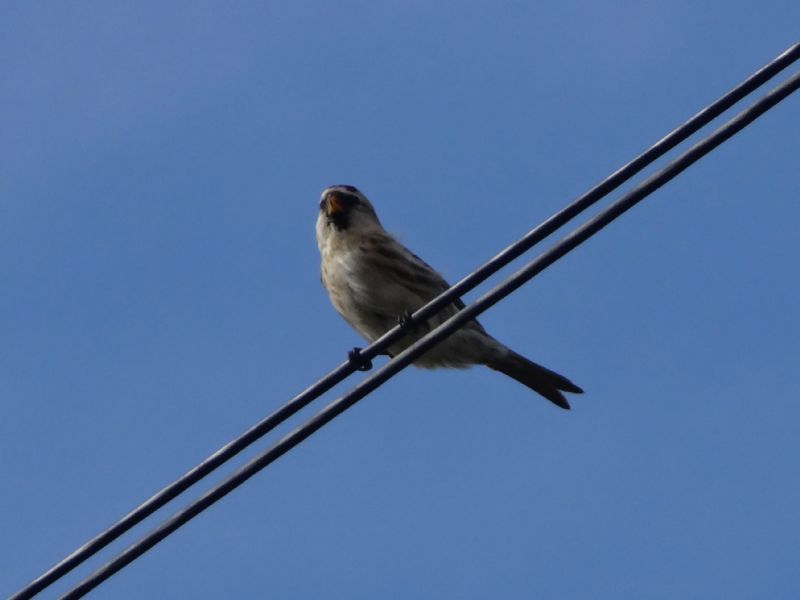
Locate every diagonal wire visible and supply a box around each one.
[9,41,800,600]
[58,65,800,600]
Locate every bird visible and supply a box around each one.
[315,185,583,409]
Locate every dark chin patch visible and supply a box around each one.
[328,213,349,231]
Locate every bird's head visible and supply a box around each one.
[317,185,382,236]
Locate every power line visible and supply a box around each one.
[9,41,799,600]
[57,62,800,600]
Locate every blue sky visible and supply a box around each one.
[2,2,798,598]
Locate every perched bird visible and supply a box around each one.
[316,185,583,409]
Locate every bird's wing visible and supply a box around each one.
[360,233,486,333]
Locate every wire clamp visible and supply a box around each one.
[347,347,373,371]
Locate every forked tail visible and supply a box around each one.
[487,350,583,410]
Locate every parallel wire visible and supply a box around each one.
[9,42,799,600]
[58,65,800,600]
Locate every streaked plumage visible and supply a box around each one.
[316,185,583,409]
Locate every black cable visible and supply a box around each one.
[58,66,800,600]
[9,42,800,600]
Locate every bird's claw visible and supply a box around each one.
[397,310,416,330]
[348,347,373,371]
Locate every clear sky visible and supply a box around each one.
[2,2,798,599]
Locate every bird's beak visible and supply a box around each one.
[325,193,345,218]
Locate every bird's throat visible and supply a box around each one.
[328,214,349,231]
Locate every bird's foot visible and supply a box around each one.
[397,310,417,330]
[348,347,373,371]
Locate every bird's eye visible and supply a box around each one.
[339,193,360,206]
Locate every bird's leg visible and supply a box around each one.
[348,347,373,371]
[397,310,417,330]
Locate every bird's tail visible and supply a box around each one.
[486,349,583,410]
